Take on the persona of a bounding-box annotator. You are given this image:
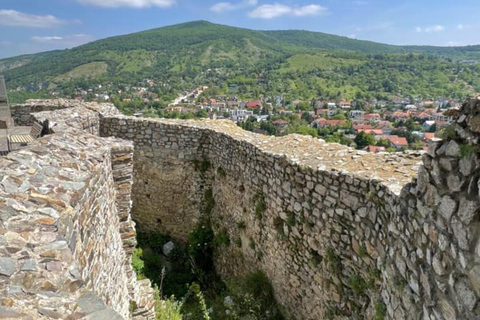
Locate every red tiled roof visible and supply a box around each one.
[314,118,347,127]
[385,136,408,146]
[364,113,380,119]
[353,124,373,131]
[246,100,262,108]
[273,119,288,125]
[358,129,383,135]
[424,133,435,140]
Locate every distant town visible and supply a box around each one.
[50,77,460,153]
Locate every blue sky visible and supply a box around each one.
[0,0,479,59]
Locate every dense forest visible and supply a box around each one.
[1,20,480,104]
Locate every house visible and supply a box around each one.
[272,119,289,128]
[416,112,433,121]
[424,133,435,141]
[376,121,393,135]
[391,111,410,120]
[364,113,381,122]
[252,115,269,122]
[385,136,408,149]
[316,109,329,117]
[327,102,337,109]
[338,100,351,109]
[278,109,293,116]
[328,109,338,117]
[312,118,347,128]
[349,110,365,119]
[230,109,253,122]
[246,100,263,108]
[353,124,373,132]
[421,100,434,107]
[433,112,454,123]
[423,120,435,131]
[357,129,383,135]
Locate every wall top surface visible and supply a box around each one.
[110,115,424,194]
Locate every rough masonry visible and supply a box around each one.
[0,101,154,319]
[2,98,480,320]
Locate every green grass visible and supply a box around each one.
[279,53,363,72]
[54,61,108,81]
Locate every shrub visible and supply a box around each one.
[213,228,230,247]
[228,270,285,320]
[132,248,145,280]
[155,290,183,320]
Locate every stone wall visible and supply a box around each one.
[101,117,212,239]
[11,99,119,127]
[0,100,154,320]
[3,97,479,319]
[101,98,480,320]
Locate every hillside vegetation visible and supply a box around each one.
[2,20,480,103]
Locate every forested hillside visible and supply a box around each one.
[2,20,480,104]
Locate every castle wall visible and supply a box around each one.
[101,101,480,320]
[100,117,211,239]
[2,98,479,320]
[0,101,154,320]
[11,99,119,128]
[0,133,133,318]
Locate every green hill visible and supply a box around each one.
[2,20,480,103]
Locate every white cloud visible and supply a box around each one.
[415,25,445,33]
[211,0,257,13]
[457,24,471,31]
[32,34,94,47]
[249,3,327,19]
[32,36,64,43]
[77,0,176,8]
[0,10,65,28]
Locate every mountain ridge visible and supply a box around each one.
[2,20,480,103]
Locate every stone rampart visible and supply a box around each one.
[2,97,480,320]
[11,99,119,127]
[101,98,480,320]
[0,100,154,319]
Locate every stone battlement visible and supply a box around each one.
[1,98,480,319]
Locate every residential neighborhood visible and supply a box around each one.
[46,78,460,153]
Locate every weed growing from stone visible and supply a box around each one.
[213,228,230,247]
[285,211,296,227]
[236,221,246,229]
[254,192,266,220]
[460,144,480,158]
[374,301,387,320]
[216,166,226,178]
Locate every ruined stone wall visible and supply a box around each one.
[3,98,479,320]
[101,98,480,320]
[1,101,154,320]
[11,99,119,128]
[101,117,211,240]
[0,133,132,318]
